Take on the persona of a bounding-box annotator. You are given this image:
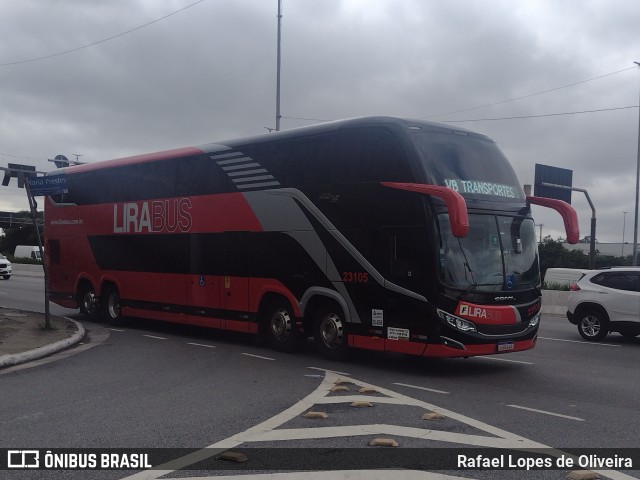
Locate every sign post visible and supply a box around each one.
[0,164,64,329]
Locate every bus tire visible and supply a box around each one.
[314,303,349,361]
[264,300,300,352]
[78,284,98,320]
[101,286,123,326]
[577,308,609,341]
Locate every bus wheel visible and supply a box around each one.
[265,301,299,352]
[101,286,123,325]
[314,304,349,361]
[78,285,98,319]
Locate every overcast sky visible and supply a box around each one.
[1,0,640,244]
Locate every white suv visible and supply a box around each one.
[0,254,12,280]
[567,267,640,341]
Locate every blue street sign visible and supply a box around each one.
[27,175,68,196]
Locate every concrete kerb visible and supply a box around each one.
[10,263,45,277]
[0,318,85,369]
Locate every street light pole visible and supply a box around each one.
[633,62,640,265]
[275,0,282,131]
[623,211,628,257]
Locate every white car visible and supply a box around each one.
[0,254,12,280]
[567,267,640,340]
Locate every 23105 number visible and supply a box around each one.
[341,271,369,283]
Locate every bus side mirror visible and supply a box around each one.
[526,196,580,244]
[381,182,469,238]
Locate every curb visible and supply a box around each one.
[0,318,85,369]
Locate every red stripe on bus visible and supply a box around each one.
[424,338,536,358]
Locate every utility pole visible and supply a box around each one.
[542,182,596,269]
[275,0,282,131]
[623,211,628,257]
[633,62,640,265]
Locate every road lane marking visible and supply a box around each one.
[143,335,167,340]
[187,342,216,349]
[538,336,621,347]
[107,328,125,332]
[392,382,450,394]
[474,356,533,365]
[307,366,351,376]
[120,368,636,480]
[241,353,275,361]
[506,404,585,421]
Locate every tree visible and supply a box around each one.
[0,210,43,256]
[539,237,631,280]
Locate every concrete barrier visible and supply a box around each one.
[10,264,44,277]
[542,290,569,316]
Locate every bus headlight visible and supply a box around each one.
[437,309,477,333]
[528,312,541,328]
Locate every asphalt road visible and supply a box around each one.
[1,277,639,480]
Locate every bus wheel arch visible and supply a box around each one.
[100,282,123,325]
[259,293,301,352]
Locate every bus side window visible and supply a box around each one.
[327,128,412,184]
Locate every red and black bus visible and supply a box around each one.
[45,116,578,359]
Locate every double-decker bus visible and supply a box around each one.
[45,117,578,359]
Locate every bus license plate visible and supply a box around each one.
[497,341,514,352]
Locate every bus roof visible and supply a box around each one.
[51,116,494,175]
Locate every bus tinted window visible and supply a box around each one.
[242,127,413,187]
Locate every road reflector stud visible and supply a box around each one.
[369,438,398,447]
[303,411,329,419]
[331,385,350,392]
[217,451,248,463]
[422,412,446,420]
[351,401,374,408]
[567,471,600,480]
[359,387,378,394]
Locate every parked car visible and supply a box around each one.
[567,267,640,340]
[0,254,12,280]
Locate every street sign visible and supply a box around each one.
[27,174,68,196]
[534,164,573,204]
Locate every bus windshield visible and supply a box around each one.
[438,214,539,291]
[412,131,525,202]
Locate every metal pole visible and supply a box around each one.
[24,180,51,329]
[633,62,640,265]
[623,211,627,257]
[541,182,596,269]
[275,0,282,131]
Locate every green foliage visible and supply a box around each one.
[541,281,570,291]
[0,210,43,256]
[6,254,43,265]
[539,236,632,280]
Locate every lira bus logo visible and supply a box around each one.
[458,303,502,321]
[458,303,499,320]
[113,198,192,233]
[457,302,516,324]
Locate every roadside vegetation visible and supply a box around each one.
[0,210,43,262]
[540,236,631,290]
